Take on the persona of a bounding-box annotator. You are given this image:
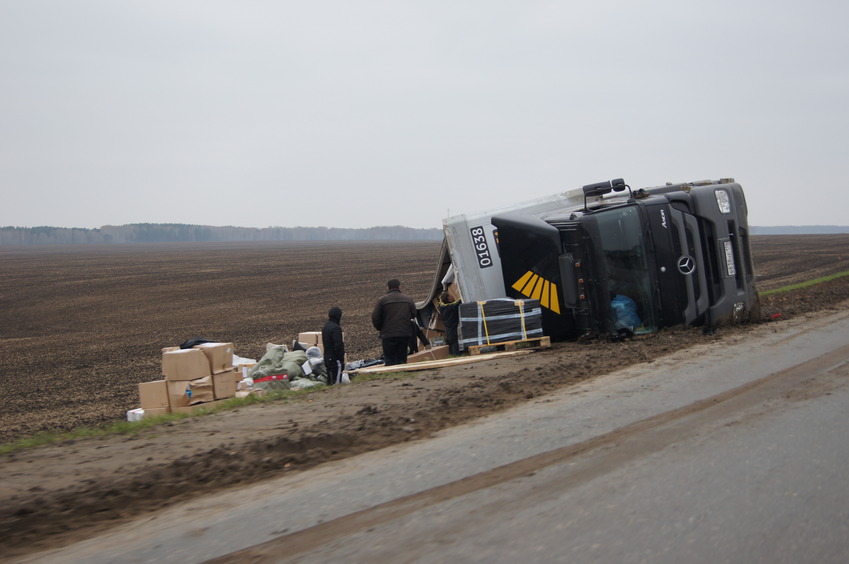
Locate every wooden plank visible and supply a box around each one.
[467,336,551,356]
[348,350,534,375]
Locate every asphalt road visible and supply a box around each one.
[25,308,849,564]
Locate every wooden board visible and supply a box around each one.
[466,336,551,356]
[348,350,534,375]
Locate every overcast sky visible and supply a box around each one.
[1,1,847,230]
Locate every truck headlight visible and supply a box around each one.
[724,240,736,276]
[733,301,745,321]
[715,189,731,214]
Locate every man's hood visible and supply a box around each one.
[328,306,343,322]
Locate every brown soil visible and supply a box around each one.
[1,235,849,560]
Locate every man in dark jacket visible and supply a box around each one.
[438,289,462,356]
[322,306,345,385]
[371,279,417,366]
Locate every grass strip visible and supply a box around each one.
[759,270,849,296]
[0,384,327,455]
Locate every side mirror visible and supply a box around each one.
[582,178,631,211]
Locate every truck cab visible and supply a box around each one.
[492,179,759,339]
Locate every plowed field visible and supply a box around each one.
[1,235,849,559]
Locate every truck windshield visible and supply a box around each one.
[595,206,656,334]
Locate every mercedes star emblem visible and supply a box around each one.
[677,255,696,275]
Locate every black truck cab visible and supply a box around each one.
[491,179,759,340]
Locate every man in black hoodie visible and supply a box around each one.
[322,306,345,385]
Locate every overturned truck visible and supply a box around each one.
[417,178,760,348]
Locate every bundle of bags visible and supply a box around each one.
[247,345,330,391]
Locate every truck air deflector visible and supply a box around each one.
[491,213,561,248]
[492,213,565,315]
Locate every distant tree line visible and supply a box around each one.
[0,224,444,245]
[5,223,846,245]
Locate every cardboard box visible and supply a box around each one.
[235,363,255,380]
[167,380,191,408]
[162,348,211,381]
[425,326,444,341]
[170,399,229,415]
[169,376,219,406]
[426,305,446,344]
[213,370,237,399]
[441,283,459,303]
[407,345,451,364]
[297,331,321,347]
[193,342,234,374]
[227,364,246,381]
[295,331,324,355]
[138,380,169,409]
[143,407,171,418]
[187,376,215,404]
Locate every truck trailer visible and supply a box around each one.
[417,178,760,345]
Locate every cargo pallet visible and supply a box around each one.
[466,336,551,356]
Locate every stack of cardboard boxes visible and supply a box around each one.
[294,331,323,354]
[137,342,240,418]
[406,344,451,363]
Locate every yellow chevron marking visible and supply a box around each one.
[512,270,535,293]
[549,282,561,314]
[525,274,540,295]
[530,276,544,300]
[511,270,561,314]
[534,278,546,302]
[540,279,550,309]
[522,275,536,296]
